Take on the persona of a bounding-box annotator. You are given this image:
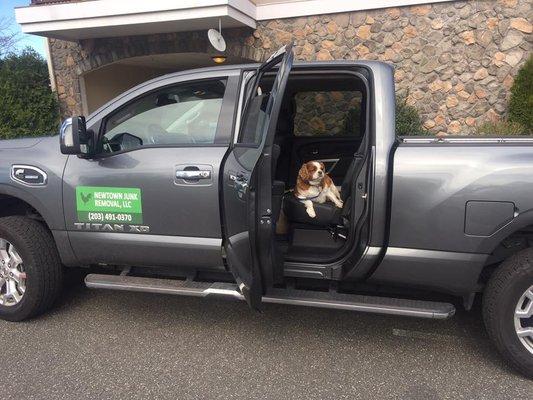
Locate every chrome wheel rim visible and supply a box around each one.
[514,285,533,355]
[0,239,26,307]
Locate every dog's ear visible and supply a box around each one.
[298,163,309,182]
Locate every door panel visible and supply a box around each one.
[63,147,227,268]
[222,43,294,309]
[62,73,239,269]
[68,231,223,269]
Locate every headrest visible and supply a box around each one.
[156,94,177,107]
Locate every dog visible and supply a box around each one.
[294,161,343,218]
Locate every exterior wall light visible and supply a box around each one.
[212,55,227,64]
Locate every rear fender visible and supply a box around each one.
[477,208,533,255]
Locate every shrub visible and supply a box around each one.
[508,54,533,133]
[475,120,525,135]
[0,48,59,140]
[395,95,426,136]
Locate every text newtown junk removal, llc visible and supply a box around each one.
[74,186,150,232]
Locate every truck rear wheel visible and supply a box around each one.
[483,248,533,379]
[0,216,63,321]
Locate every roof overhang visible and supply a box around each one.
[16,0,458,42]
[15,0,257,41]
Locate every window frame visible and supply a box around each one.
[88,73,240,158]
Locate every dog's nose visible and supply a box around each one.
[318,170,324,176]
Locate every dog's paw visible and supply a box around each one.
[306,208,316,218]
[336,201,343,209]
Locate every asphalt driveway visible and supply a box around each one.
[1,279,531,400]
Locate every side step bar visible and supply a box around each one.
[85,274,456,319]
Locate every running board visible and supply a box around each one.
[85,274,455,319]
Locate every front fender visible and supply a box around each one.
[0,183,64,230]
[0,136,68,231]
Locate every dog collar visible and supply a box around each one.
[295,190,322,200]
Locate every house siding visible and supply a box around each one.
[50,0,532,134]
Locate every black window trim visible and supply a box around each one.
[231,67,370,151]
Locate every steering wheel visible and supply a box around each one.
[186,110,201,125]
[148,124,197,145]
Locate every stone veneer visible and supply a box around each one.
[293,91,362,136]
[50,0,532,134]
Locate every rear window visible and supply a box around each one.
[293,90,363,137]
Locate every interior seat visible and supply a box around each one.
[282,86,367,230]
[283,154,365,227]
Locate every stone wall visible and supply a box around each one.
[249,0,532,134]
[293,91,362,136]
[50,0,532,134]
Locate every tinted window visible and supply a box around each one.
[293,90,363,137]
[238,94,269,146]
[103,79,227,152]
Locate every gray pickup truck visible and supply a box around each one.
[0,45,532,377]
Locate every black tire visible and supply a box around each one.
[0,216,63,321]
[483,248,533,379]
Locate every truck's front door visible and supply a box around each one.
[221,44,294,309]
[62,70,240,270]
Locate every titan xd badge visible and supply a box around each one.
[76,186,143,224]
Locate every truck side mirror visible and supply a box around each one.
[60,116,90,155]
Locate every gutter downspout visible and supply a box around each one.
[44,37,57,92]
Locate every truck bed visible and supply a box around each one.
[392,135,533,254]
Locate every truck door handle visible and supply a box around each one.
[174,165,213,186]
[176,170,211,180]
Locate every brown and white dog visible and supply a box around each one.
[294,161,343,218]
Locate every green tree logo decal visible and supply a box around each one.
[80,192,92,205]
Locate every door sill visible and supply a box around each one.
[283,262,333,279]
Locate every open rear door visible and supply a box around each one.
[221,44,293,309]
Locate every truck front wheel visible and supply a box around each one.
[483,248,533,379]
[0,216,63,321]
